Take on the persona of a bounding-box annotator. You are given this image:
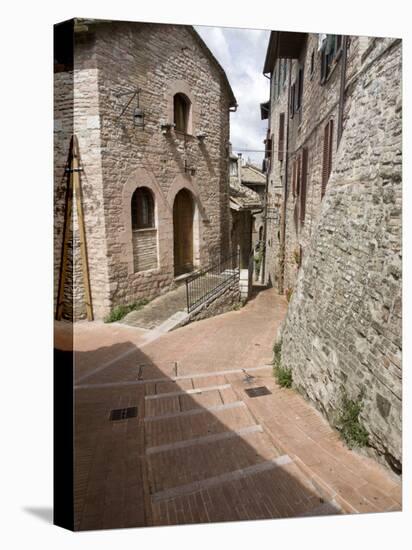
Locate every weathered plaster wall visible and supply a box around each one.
[281,38,402,472]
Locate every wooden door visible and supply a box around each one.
[173,189,194,276]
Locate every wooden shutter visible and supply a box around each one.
[300,148,308,226]
[290,84,295,118]
[321,120,334,198]
[296,152,301,197]
[327,119,334,178]
[292,159,296,197]
[278,113,285,161]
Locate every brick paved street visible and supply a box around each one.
[68,288,401,530]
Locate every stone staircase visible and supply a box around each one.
[142,369,341,525]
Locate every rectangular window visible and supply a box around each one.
[321,119,334,198]
[278,113,285,161]
[296,66,304,112]
[320,34,343,83]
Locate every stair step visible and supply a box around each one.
[145,401,256,448]
[147,429,283,494]
[144,400,245,422]
[145,384,231,400]
[146,424,263,455]
[151,455,292,503]
[151,459,340,524]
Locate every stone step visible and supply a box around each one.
[147,429,283,495]
[151,455,292,503]
[144,400,246,422]
[145,389,231,418]
[144,383,231,400]
[146,424,264,455]
[145,401,256,448]
[151,458,341,525]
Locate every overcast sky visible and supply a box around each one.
[195,25,270,167]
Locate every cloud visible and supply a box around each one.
[195,25,270,166]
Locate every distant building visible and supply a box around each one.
[229,151,264,268]
[54,18,236,320]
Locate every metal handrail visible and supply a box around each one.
[185,251,240,313]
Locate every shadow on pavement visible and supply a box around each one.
[68,338,342,531]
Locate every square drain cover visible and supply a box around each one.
[245,386,271,398]
[109,407,138,421]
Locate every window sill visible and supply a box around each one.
[132,227,157,233]
[174,130,194,139]
[320,53,341,85]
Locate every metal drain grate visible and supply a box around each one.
[244,386,272,398]
[109,407,138,421]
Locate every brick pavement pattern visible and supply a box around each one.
[67,289,401,530]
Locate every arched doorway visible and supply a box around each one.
[173,189,194,276]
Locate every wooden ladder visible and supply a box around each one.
[55,135,93,321]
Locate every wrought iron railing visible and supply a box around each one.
[185,251,240,313]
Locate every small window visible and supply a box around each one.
[174,93,191,133]
[320,35,343,83]
[295,66,304,112]
[310,50,315,77]
[131,187,155,230]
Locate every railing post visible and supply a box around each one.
[185,278,189,313]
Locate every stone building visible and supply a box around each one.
[229,151,264,267]
[54,18,236,320]
[261,32,402,472]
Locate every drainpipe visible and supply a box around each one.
[278,58,292,294]
[337,35,348,146]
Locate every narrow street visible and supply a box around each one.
[68,288,401,530]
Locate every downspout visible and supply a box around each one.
[337,36,348,145]
[278,58,292,294]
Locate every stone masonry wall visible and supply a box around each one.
[281,38,402,472]
[176,280,241,328]
[54,49,112,320]
[88,22,232,317]
[265,34,373,295]
[56,22,233,320]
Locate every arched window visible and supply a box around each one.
[173,93,191,133]
[131,187,155,230]
[259,226,264,242]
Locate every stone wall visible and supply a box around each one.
[280,38,402,472]
[54,21,234,320]
[176,280,241,328]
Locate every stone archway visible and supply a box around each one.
[173,189,194,276]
